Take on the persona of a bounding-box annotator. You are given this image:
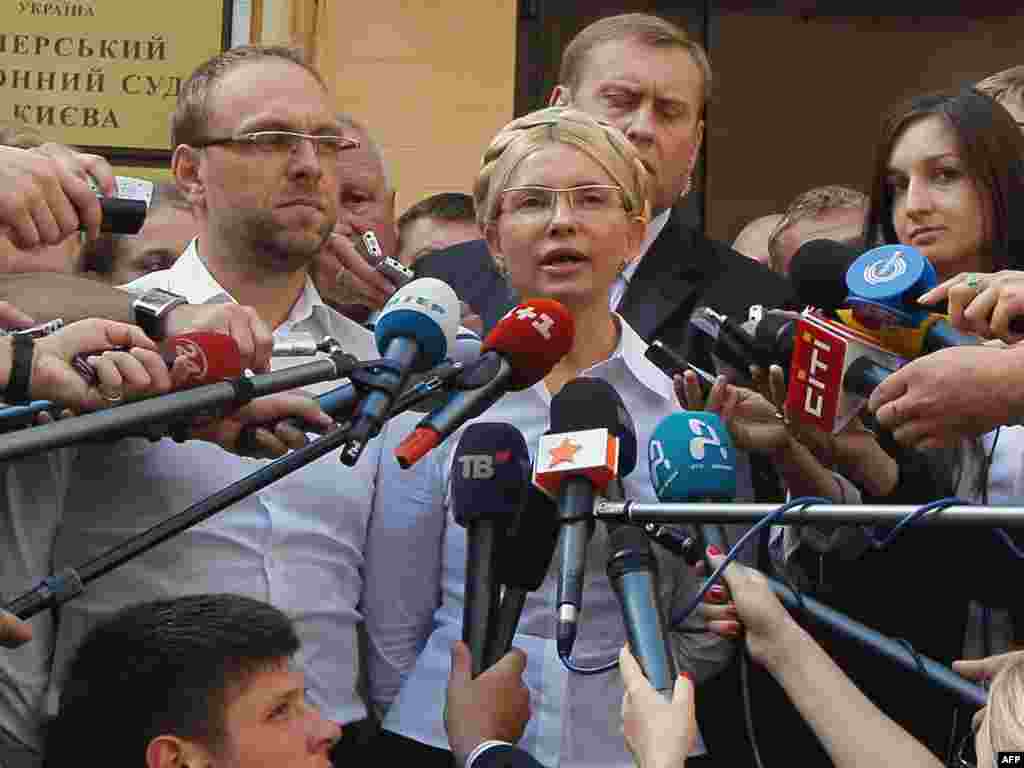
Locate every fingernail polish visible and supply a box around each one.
[679,671,691,681]
[707,545,722,556]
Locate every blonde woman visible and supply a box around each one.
[362,106,732,768]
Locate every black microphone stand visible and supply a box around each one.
[4,363,457,620]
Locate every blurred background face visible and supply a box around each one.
[567,38,703,216]
[773,205,866,275]
[105,205,197,285]
[887,114,989,279]
[334,131,398,259]
[396,215,481,267]
[487,142,641,311]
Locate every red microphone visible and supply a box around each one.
[395,299,575,468]
[72,331,243,391]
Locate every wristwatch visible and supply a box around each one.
[132,288,187,341]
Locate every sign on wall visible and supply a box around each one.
[0,0,232,163]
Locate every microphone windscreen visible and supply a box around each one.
[497,485,559,591]
[163,331,243,388]
[549,377,637,476]
[482,299,574,390]
[649,411,736,502]
[375,277,460,371]
[788,239,860,311]
[451,422,531,528]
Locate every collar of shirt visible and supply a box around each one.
[621,207,671,285]
[530,312,677,407]
[121,237,367,348]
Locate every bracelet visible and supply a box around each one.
[4,333,35,405]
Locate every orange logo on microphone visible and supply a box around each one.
[548,437,581,466]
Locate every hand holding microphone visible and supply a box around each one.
[10,318,173,411]
[619,645,696,768]
[919,268,1024,343]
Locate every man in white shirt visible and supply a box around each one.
[47,44,386,763]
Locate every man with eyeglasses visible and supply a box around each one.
[41,44,390,766]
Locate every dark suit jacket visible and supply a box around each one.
[412,240,518,335]
[616,205,797,368]
[471,744,545,768]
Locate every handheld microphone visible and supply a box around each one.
[649,410,737,571]
[533,378,636,657]
[96,197,147,235]
[606,524,677,697]
[395,299,574,468]
[451,422,531,676]
[341,277,459,465]
[490,485,560,666]
[0,349,359,462]
[71,331,245,390]
[791,239,1012,350]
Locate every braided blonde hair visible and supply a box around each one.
[474,106,650,233]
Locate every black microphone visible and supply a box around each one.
[606,524,677,697]
[451,422,531,677]
[792,239,1021,349]
[533,378,638,657]
[96,197,147,235]
[489,485,559,666]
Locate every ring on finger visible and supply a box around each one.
[965,273,985,290]
[100,388,123,403]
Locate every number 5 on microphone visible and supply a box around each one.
[688,417,727,461]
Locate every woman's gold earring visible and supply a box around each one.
[680,175,692,198]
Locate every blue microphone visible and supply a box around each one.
[340,277,459,465]
[649,411,737,568]
[451,422,531,676]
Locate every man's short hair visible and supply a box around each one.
[558,13,713,115]
[976,65,1024,110]
[171,45,325,148]
[397,192,476,235]
[44,594,300,768]
[768,185,867,272]
[336,112,392,190]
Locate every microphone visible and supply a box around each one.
[649,410,736,570]
[394,299,574,468]
[70,331,245,391]
[690,306,900,433]
[792,239,1006,351]
[340,277,459,465]
[606,524,677,697]
[490,485,560,666]
[97,197,147,235]
[533,378,636,657]
[451,422,531,677]
[0,349,360,462]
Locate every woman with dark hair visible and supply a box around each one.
[863,87,1024,279]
